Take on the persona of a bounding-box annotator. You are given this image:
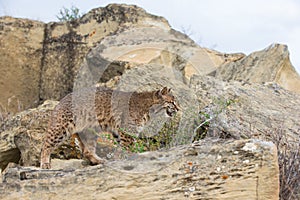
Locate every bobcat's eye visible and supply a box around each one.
[165,101,179,117]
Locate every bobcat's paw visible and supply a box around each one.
[90,157,106,165]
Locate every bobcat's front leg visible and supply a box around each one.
[40,144,52,169]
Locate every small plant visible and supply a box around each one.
[180,25,194,37]
[117,127,147,153]
[112,117,180,153]
[143,113,180,150]
[129,141,146,153]
[97,131,120,147]
[193,97,237,141]
[193,111,211,141]
[56,6,82,22]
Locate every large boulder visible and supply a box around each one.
[0,139,279,200]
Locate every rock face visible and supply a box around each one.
[190,75,300,143]
[0,17,44,112]
[213,44,300,93]
[0,4,246,113]
[0,139,279,200]
[1,3,300,199]
[39,4,174,103]
[1,4,171,112]
[1,63,299,173]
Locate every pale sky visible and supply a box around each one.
[1,0,300,73]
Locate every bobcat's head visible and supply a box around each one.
[154,87,180,117]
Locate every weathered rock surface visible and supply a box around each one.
[213,44,300,93]
[0,17,44,112]
[0,100,58,170]
[1,3,300,199]
[94,25,243,81]
[2,62,298,173]
[1,4,171,112]
[190,75,300,144]
[39,4,175,102]
[0,4,246,113]
[0,139,279,200]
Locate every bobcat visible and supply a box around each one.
[40,87,180,169]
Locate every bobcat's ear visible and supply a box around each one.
[155,89,161,98]
[161,87,169,95]
[155,87,170,98]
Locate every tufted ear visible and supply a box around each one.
[155,87,171,98]
[161,87,169,95]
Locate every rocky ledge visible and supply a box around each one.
[1,139,278,200]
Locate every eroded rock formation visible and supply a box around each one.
[4,4,297,113]
[1,139,279,200]
[213,43,300,93]
[1,3,299,200]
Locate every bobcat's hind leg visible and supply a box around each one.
[40,128,70,169]
[74,132,105,165]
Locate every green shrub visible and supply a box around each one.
[56,6,82,22]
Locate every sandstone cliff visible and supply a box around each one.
[1,4,299,113]
[0,3,299,200]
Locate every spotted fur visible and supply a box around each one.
[40,87,179,169]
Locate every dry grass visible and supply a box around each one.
[270,129,300,200]
[0,97,24,123]
[0,105,13,127]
